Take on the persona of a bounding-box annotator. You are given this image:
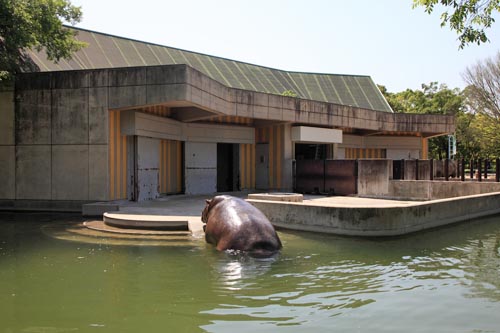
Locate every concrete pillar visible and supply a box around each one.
[421,138,428,159]
[0,90,15,199]
[281,124,293,191]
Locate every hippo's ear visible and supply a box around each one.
[206,199,212,205]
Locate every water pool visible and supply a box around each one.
[1,212,500,332]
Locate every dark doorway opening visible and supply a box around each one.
[217,143,239,192]
[295,143,327,160]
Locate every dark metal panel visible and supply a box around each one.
[325,160,357,195]
[295,160,325,193]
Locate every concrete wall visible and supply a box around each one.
[249,192,500,236]
[401,159,459,181]
[357,159,391,196]
[388,180,500,200]
[6,71,109,206]
[185,142,217,195]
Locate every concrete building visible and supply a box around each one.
[0,27,454,208]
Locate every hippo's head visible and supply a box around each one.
[201,195,228,224]
[201,199,212,224]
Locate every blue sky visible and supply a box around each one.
[71,0,500,92]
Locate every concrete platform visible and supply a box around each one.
[84,220,191,236]
[248,193,303,202]
[78,191,500,239]
[248,192,500,237]
[42,221,206,247]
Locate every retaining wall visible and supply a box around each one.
[249,191,500,236]
[388,180,500,200]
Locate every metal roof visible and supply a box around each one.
[27,27,393,113]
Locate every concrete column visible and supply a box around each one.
[281,124,293,191]
[0,90,15,199]
[421,138,428,159]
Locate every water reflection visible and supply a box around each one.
[212,251,278,292]
[2,213,500,332]
[202,215,500,332]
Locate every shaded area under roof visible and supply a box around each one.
[27,26,393,113]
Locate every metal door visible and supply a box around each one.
[255,144,269,190]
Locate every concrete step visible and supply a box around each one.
[103,212,189,231]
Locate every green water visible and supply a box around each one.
[1,212,500,333]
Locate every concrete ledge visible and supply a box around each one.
[248,193,303,202]
[248,192,500,237]
[103,212,189,230]
[82,202,120,216]
[388,180,500,200]
[0,199,90,212]
[84,220,191,235]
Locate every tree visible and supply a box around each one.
[379,82,465,159]
[462,51,500,120]
[413,0,500,48]
[0,0,86,81]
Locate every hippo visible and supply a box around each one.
[201,195,282,255]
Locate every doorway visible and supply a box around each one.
[295,143,327,160]
[217,143,239,192]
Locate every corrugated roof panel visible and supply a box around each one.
[252,66,280,94]
[28,27,393,113]
[290,73,313,100]
[84,33,114,68]
[154,45,177,65]
[226,60,258,91]
[217,61,248,90]
[330,75,352,105]
[115,38,148,67]
[73,31,101,69]
[356,78,391,112]
[343,76,372,110]
[302,74,327,102]
[103,37,129,67]
[234,62,268,93]
[317,75,343,104]
[164,48,188,66]
[188,53,217,79]
[210,57,237,87]
[181,52,206,73]
[272,70,296,93]
[195,54,230,86]
[267,69,289,94]
[133,41,162,66]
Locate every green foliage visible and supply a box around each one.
[0,0,86,81]
[379,82,465,116]
[281,90,298,98]
[379,82,465,159]
[468,113,500,158]
[380,80,500,160]
[413,0,500,48]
